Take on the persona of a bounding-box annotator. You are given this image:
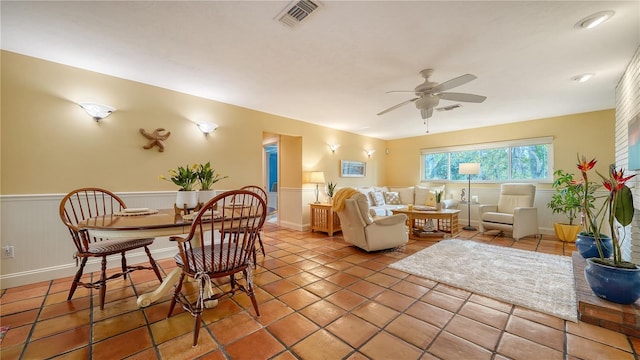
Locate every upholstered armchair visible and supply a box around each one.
[333,188,408,252]
[479,183,539,240]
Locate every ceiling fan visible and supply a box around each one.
[377,69,487,119]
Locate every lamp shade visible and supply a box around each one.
[309,171,326,184]
[459,163,480,175]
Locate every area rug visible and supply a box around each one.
[390,239,578,322]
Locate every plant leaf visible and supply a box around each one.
[615,185,635,226]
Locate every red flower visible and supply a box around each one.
[609,167,636,191]
[577,155,597,173]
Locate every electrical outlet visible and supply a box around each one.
[2,245,14,258]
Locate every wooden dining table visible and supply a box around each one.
[79,208,219,308]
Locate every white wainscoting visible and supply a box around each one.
[1,191,193,289]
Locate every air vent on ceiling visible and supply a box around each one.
[275,0,322,28]
[436,104,462,112]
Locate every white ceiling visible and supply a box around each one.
[2,1,639,140]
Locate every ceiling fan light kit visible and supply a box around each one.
[378,69,486,121]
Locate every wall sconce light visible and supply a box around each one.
[365,149,376,158]
[79,102,115,121]
[197,122,218,135]
[329,144,341,153]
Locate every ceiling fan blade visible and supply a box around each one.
[432,74,477,92]
[420,108,433,119]
[438,92,487,103]
[377,98,419,115]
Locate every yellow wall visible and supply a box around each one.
[384,110,616,187]
[1,51,384,195]
[1,50,615,197]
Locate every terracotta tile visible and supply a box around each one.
[94,311,148,343]
[286,271,321,286]
[420,289,465,312]
[373,289,415,312]
[431,283,472,300]
[326,313,379,347]
[386,313,440,348]
[253,270,283,286]
[307,265,339,278]
[30,309,91,340]
[405,300,454,328]
[92,296,142,322]
[352,301,400,328]
[347,280,385,298]
[92,326,153,360]
[52,346,91,360]
[0,309,39,328]
[359,331,422,360]
[157,331,218,359]
[343,265,376,278]
[506,315,564,351]
[566,333,635,359]
[468,294,512,313]
[325,272,360,287]
[512,306,565,330]
[458,301,509,329]
[0,323,31,348]
[268,313,320,346]
[279,288,320,310]
[22,325,90,359]
[303,279,342,298]
[0,297,44,317]
[364,272,402,288]
[209,311,262,345]
[149,312,196,345]
[497,332,564,360]
[429,331,494,360]
[298,299,346,326]
[291,329,353,360]
[446,315,502,350]
[255,298,295,326]
[260,279,299,297]
[391,280,430,299]
[225,328,285,360]
[326,289,367,311]
[566,321,633,352]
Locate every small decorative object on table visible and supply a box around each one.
[326,181,337,203]
[196,161,228,204]
[160,164,199,212]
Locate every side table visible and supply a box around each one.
[310,203,341,236]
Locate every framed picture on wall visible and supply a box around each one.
[340,160,366,177]
[629,114,640,171]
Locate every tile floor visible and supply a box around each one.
[1,226,639,360]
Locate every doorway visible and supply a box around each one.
[264,141,278,222]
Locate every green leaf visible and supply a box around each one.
[615,185,635,226]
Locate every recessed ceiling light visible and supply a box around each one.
[576,11,615,29]
[571,73,594,82]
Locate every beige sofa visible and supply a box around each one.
[354,185,458,216]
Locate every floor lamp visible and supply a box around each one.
[309,171,326,204]
[459,163,480,231]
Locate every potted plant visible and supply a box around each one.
[578,155,640,304]
[547,169,583,242]
[326,181,337,203]
[160,164,199,208]
[196,162,228,203]
[435,190,443,210]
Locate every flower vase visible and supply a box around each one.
[176,190,198,210]
[584,258,640,304]
[435,202,443,211]
[198,190,216,205]
[575,233,613,259]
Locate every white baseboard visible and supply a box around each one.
[0,246,177,289]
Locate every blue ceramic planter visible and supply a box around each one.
[584,258,640,305]
[575,234,612,259]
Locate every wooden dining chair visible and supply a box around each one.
[240,185,268,258]
[167,190,267,346]
[59,187,163,310]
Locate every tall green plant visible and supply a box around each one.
[196,162,228,190]
[547,169,582,225]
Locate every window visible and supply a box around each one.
[420,137,553,182]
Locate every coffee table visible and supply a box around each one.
[391,207,461,240]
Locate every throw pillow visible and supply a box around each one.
[371,191,386,206]
[384,191,401,205]
[425,191,437,206]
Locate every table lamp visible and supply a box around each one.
[459,163,480,231]
[309,171,326,204]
